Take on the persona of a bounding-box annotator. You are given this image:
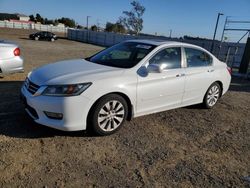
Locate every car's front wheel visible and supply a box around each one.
[203,82,221,109]
[51,38,55,42]
[35,36,39,41]
[89,94,128,136]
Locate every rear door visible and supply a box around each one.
[182,47,214,105]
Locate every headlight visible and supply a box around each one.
[42,83,92,96]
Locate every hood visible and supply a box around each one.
[29,59,124,85]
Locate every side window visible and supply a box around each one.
[185,48,212,67]
[136,48,150,61]
[149,47,182,69]
[40,32,45,37]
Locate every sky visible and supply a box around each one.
[0,0,250,41]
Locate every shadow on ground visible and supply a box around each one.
[19,37,31,40]
[229,76,250,92]
[0,81,89,139]
[19,36,67,40]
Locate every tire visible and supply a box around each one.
[89,94,128,136]
[203,82,221,109]
[51,38,55,42]
[35,37,39,41]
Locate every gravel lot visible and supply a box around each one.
[0,28,250,187]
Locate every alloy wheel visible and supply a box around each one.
[206,85,220,107]
[97,100,125,132]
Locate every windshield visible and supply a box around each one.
[88,42,156,68]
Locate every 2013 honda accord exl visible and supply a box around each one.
[21,40,231,135]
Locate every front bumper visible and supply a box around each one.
[0,56,24,74]
[21,84,92,131]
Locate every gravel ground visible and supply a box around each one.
[0,28,250,187]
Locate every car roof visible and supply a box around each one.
[126,39,203,48]
[126,39,184,46]
[126,39,213,55]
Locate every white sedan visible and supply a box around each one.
[0,40,24,75]
[21,40,231,135]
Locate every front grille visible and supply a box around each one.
[24,78,40,95]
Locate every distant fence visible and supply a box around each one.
[68,29,245,67]
[0,20,68,33]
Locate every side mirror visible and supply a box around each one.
[147,63,167,73]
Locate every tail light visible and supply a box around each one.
[13,48,20,56]
[227,66,232,75]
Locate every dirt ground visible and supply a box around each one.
[0,28,250,187]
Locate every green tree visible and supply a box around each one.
[105,22,114,32]
[91,25,98,31]
[35,13,43,23]
[54,19,59,25]
[58,17,76,28]
[119,1,145,35]
[77,25,84,29]
[29,14,35,22]
[45,19,54,25]
[105,22,126,33]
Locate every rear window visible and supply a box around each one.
[185,48,212,67]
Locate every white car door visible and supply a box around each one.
[136,47,185,116]
[182,47,214,106]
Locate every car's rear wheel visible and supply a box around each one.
[203,82,221,109]
[89,94,128,136]
[35,37,39,41]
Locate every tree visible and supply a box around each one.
[29,15,35,22]
[105,22,113,32]
[58,17,76,28]
[54,19,59,25]
[77,25,84,29]
[105,22,126,33]
[119,1,145,35]
[45,19,54,25]
[35,13,43,23]
[91,25,98,31]
[27,13,76,27]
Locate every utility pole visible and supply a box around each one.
[86,16,91,30]
[97,19,100,32]
[220,16,229,43]
[86,16,91,43]
[218,16,229,57]
[169,29,172,38]
[211,13,224,53]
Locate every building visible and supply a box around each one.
[0,13,33,24]
[16,14,30,21]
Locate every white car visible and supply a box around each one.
[0,40,24,75]
[21,40,231,135]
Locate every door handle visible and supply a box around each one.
[176,73,185,77]
[207,69,215,73]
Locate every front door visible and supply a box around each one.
[136,47,185,116]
